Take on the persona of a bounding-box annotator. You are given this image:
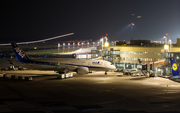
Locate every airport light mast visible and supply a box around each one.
[104,34,109,47]
[131,23,134,39]
[105,34,108,43]
[164,33,168,44]
[99,34,109,50]
[169,39,172,51]
[100,36,104,50]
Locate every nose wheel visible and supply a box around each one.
[105,71,107,75]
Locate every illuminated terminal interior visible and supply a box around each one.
[87,38,180,75]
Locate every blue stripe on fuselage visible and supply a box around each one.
[17,60,57,66]
[65,64,109,69]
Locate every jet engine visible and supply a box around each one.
[76,67,89,74]
[56,68,69,74]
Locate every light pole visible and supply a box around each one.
[104,36,108,43]
[169,39,172,51]
[164,33,168,44]
[97,41,99,46]
[131,23,134,39]
[100,37,104,50]
[105,34,108,43]
[163,36,167,44]
[104,35,108,47]
[166,33,168,44]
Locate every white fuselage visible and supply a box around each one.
[12,58,116,72]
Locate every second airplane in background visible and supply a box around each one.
[169,58,180,81]
[11,43,116,75]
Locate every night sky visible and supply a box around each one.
[0,0,180,43]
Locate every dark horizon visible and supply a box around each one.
[0,0,180,43]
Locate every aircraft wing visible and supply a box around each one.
[11,60,78,72]
[0,59,14,69]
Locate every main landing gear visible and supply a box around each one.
[105,71,107,75]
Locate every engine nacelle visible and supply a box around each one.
[76,67,89,75]
[56,68,69,74]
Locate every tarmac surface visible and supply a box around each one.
[0,70,180,113]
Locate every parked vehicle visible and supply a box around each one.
[114,69,123,72]
[9,66,18,71]
[8,66,27,71]
[131,70,144,76]
[123,69,131,75]
[123,68,137,75]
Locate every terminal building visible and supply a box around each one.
[90,39,180,75]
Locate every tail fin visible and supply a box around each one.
[11,42,31,62]
[170,58,179,76]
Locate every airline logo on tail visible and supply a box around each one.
[11,42,30,61]
[172,63,178,71]
[14,47,25,58]
[170,58,179,76]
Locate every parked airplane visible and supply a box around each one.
[11,42,116,74]
[169,58,180,81]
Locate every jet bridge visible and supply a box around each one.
[139,59,166,77]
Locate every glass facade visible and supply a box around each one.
[115,63,124,69]
[91,47,164,70]
[115,63,142,70]
[91,49,120,63]
[119,51,162,55]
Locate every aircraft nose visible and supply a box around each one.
[112,65,116,70]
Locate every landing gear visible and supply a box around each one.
[105,71,107,75]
